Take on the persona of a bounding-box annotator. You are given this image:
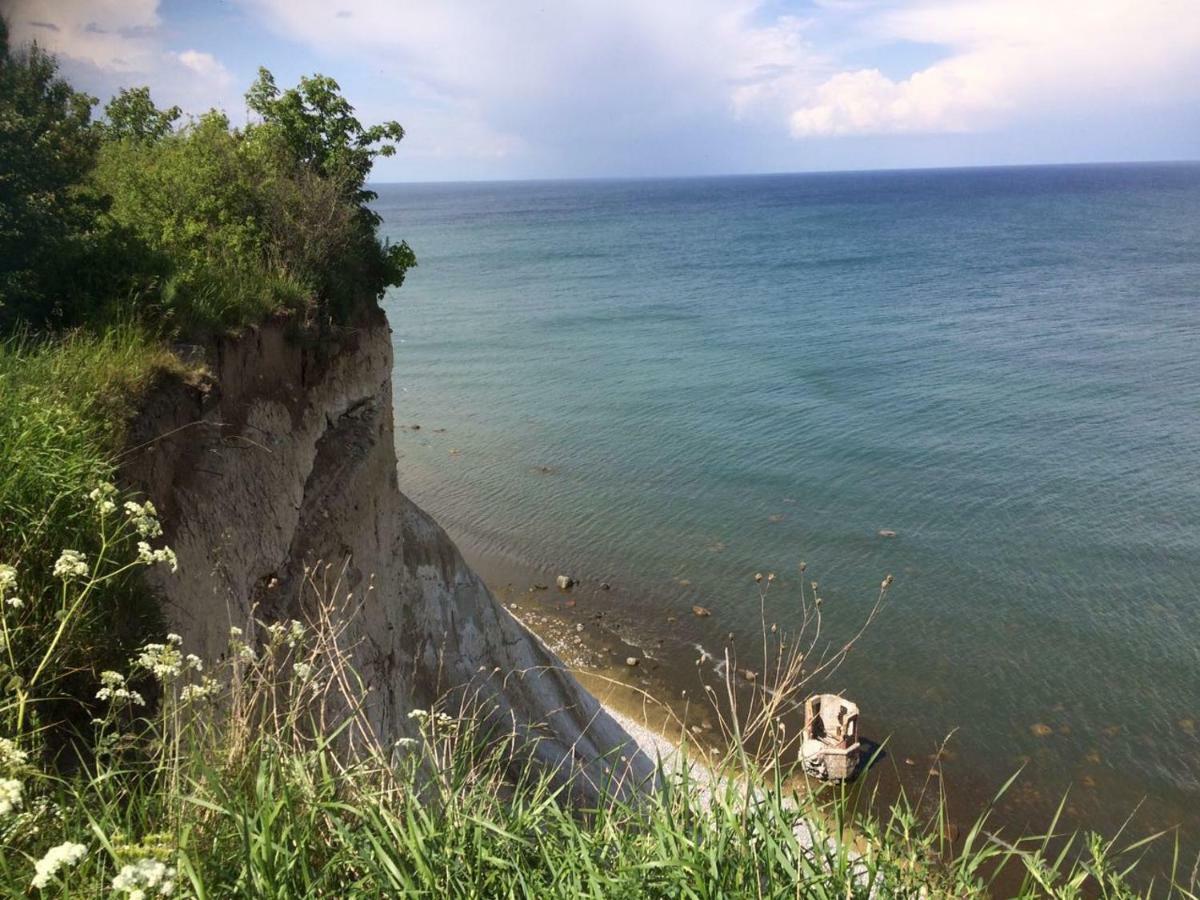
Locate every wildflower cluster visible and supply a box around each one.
[265,618,306,649]
[179,676,220,704]
[407,708,458,731]
[112,856,176,898]
[0,777,21,816]
[0,563,20,609]
[228,626,257,664]
[136,542,178,573]
[30,840,87,889]
[135,635,198,681]
[95,671,145,707]
[52,549,88,581]
[88,483,118,516]
[0,738,28,771]
[123,500,163,539]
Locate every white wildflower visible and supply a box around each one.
[179,677,220,703]
[286,620,305,648]
[166,633,182,645]
[0,738,28,770]
[237,643,256,664]
[136,542,177,573]
[31,841,87,889]
[111,857,176,897]
[89,483,117,514]
[0,564,16,594]
[228,626,242,638]
[52,549,88,581]
[95,671,145,706]
[123,500,162,538]
[396,737,418,748]
[0,777,22,815]
[5,595,23,609]
[185,654,202,672]
[136,643,182,680]
[293,661,313,682]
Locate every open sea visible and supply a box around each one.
[374,163,1200,854]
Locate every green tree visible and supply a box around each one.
[244,67,415,315]
[0,19,105,326]
[102,87,181,143]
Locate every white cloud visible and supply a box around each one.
[175,50,233,88]
[237,0,827,172]
[7,0,240,115]
[789,0,1200,136]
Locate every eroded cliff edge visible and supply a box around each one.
[121,309,650,797]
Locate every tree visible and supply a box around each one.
[244,67,415,309]
[0,18,106,326]
[102,87,181,143]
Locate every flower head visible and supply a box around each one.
[53,549,89,581]
[0,738,28,771]
[0,564,16,594]
[89,483,118,516]
[136,643,183,681]
[123,500,162,539]
[96,671,145,706]
[111,856,176,897]
[0,777,22,815]
[136,542,177,573]
[31,841,87,889]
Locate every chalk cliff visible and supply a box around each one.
[121,309,649,796]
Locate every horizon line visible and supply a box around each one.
[371,156,1200,188]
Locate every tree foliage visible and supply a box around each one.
[0,20,414,335]
[102,87,181,143]
[0,20,107,327]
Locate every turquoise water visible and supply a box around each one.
[375,164,1200,842]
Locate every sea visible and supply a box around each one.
[373,163,1200,857]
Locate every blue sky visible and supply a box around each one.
[9,0,1200,182]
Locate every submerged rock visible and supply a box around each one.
[878,529,897,538]
[692,605,711,617]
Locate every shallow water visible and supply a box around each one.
[375,164,1200,853]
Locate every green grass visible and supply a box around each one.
[0,327,185,741]
[0,551,1195,898]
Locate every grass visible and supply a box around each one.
[1,536,1196,898]
[0,327,187,743]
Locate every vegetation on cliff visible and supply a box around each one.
[0,16,413,757]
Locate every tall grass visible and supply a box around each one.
[0,328,185,744]
[1,515,1194,898]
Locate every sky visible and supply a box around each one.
[5,0,1199,182]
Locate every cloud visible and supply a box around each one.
[175,50,233,88]
[788,0,1200,136]
[237,0,827,174]
[6,0,240,114]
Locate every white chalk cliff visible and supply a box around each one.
[122,310,650,797]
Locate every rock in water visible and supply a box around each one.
[625,657,639,667]
[556,574,575,590]
[878,529,897,538]
[692,605,711,617]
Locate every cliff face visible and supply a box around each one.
[122,310,649,797]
